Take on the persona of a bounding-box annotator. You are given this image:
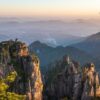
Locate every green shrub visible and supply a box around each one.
[0,71,26,100]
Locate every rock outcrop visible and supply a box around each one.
[44,55,100,100]
[0,40,43,100]
[1,39,100,100]
[81,63,100,100]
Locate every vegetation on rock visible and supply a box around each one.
[0,40,43,100]
[0,71,26,100]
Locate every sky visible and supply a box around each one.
[0,0,100,18]
[0,0,100,43]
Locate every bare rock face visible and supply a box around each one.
[81,63,100,100]
[31,56,43,100]
[45,56,100,100]
[44,56,81,100]
[0,40,43,100]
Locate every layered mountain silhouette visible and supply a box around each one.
[0,19,85,46]
[29,40,100,73]
[72,32,100,59]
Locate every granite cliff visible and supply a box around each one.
[0,40,43,100]
[43,56,100,100]
[1,39,100,100]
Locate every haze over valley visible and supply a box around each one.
[0,17,100,46]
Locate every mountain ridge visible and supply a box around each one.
[72,32,100,59]
[29,40,100,73]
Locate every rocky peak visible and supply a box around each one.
[18,43,29,57]
[62,55,71,64]
[44,56,100,100]
[0,40,43,100]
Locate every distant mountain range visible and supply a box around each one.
[43,33,84,47]
[29,33,100,72]
[0,18,98,46]
[0,33,84,47]
[0,18,100,72]
[72,32,100,59]
[1,30,100,72]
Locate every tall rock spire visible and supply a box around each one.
[0,40,43,100]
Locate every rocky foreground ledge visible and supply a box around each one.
[0,40,43,100]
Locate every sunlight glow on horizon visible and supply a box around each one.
[0,0,100,18]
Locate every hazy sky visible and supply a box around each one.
[0,0,100,18]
